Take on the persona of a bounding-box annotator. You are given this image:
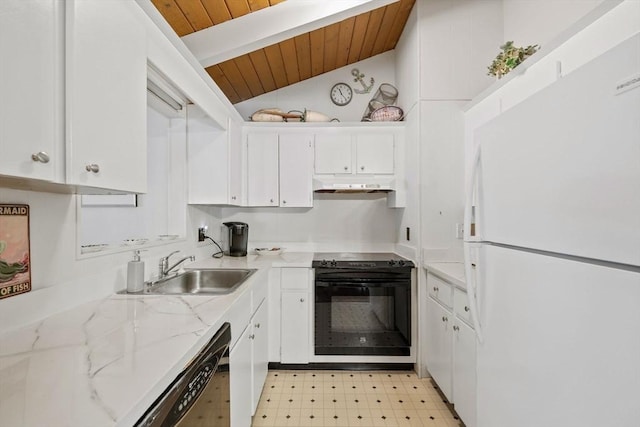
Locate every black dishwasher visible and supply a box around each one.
[136,323,231,427]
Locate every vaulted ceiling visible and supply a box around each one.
[152,0,415,104]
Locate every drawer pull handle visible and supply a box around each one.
[249,334,255,340]
[255,323,261,328]
[464,306,470,312]
[85,163,100,173]
[31,151,50,163]
[300,298,305,303]
[453,325,459,331]
[442,316,448,322]
[433,286,439,292]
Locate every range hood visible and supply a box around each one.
[313,176,396,193]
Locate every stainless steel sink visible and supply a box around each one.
[143,268,256,295]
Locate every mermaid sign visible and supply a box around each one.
[0,204,31,299]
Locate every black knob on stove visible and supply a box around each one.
[330,259,337,267]
[398,260,405,266]
[320,260,328,267]
[388,260,396,266]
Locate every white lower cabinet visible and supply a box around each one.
[425,297,453,400]
[229,274,270,427]
[267,268,282,362]
[425,272,477,427]
[281,290,310,364]
[271,267,311,364]
[230,323,252,427]
[251,301,269,414]
[453,317,476,426]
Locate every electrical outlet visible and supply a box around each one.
[198,226,208,242]
[455,223,464,239]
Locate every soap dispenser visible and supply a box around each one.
[127,250,145,293]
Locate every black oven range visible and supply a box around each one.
[312,253,414,357]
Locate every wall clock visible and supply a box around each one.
[330,82,353,106]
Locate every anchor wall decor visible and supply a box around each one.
[351,68,374,94]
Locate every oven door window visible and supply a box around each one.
[315,281,410,356]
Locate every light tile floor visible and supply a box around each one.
[252,370,463,427]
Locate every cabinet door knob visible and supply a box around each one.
[249,334,255,340]
[255,323,261,328]
[282,200,287,204]
[31,151,50,163]
[344,166,348,171]
[453,325,459,331]
[85,163,100,173]
[300,298,305,302]
[270,198,274,203]
[360,166,365,171]
[464,306,470,312]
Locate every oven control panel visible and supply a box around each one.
[314,259,412,268]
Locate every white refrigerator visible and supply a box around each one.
[464,34,640,427]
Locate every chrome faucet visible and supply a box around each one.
[159,251,195,278]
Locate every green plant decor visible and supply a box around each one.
[487,41,540,78]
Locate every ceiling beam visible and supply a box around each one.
[181,0,398,68]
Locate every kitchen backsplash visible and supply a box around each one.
[206,193,403,244]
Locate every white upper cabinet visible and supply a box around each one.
[228,119,244,205]
[315,131,396,175]
[355,133,394,174]
[314,133,352,174]
[65,0,147,193]
[246,130,314,208]
[0,0,148,193]
[279,134,313,207]
[247,132,279,206]
[0,0,62,182]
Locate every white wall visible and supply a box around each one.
[419,0,503,100]
[503,0,606,47]
[393,0,502,263]
[234,51,398,123]
[201,194,402,252]
[393,5,420,261]
[419,100,466,261]
[395,5,420,112]
[0,186,217,334]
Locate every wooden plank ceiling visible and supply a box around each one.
[152,0,416,104]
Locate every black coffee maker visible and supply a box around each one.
[223,222,249,257]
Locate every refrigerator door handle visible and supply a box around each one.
[464,243,484,343]
[463,144,480,242]
[464,144,484,343]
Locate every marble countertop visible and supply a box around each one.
[0,253,312,427]
[423,261,466,290]
[188,251,314,269]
